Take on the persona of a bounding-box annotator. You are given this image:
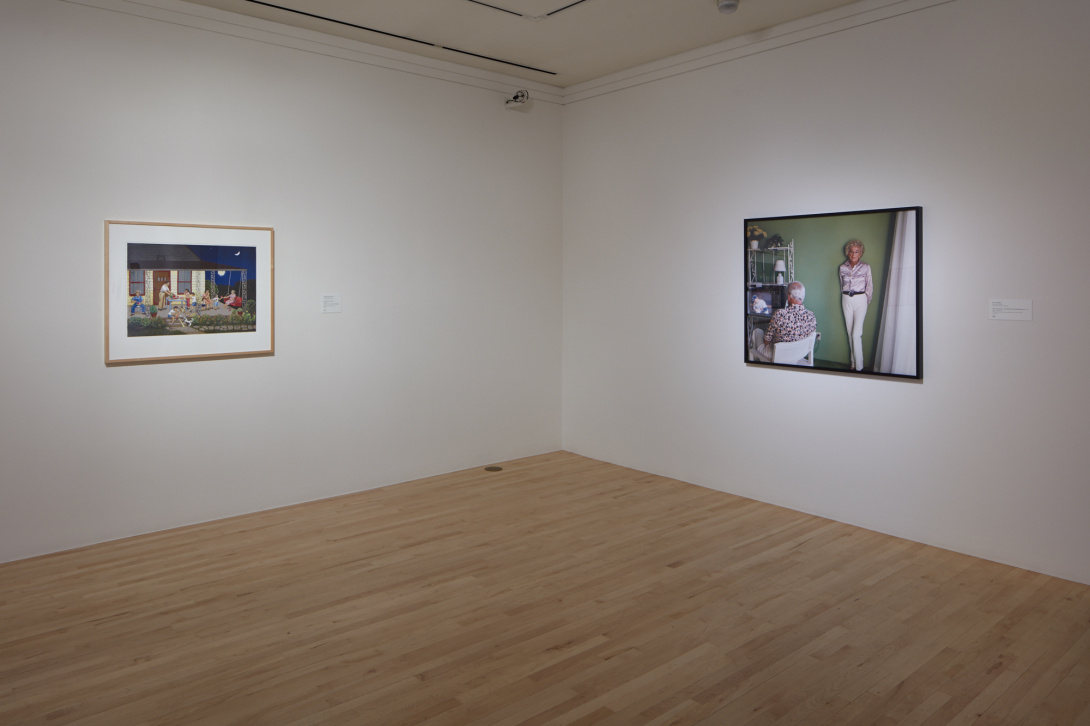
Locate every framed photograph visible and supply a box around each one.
[744,207,921,379]
[105,221,274,366]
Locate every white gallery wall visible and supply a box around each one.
[0,0,563,562]
[562,0,1090,584]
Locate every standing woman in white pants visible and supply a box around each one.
[839,239,872,371]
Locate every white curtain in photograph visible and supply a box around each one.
[873,211,917,376]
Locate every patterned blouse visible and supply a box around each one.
[839,261,873,304]
[765,304,817,344]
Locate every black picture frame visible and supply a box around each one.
[744,207,922,379]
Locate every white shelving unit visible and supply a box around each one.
[745,239,794,344]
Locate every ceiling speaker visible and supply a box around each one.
[717,0,739,14]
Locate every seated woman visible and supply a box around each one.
[750,281,817,363]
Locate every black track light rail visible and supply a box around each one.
[464,0,523,18]
[465,0,591,18]
[243,0,557,75]
[545,0,591,17]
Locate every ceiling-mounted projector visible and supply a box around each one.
[717,0,739,14]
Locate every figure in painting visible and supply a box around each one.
[839,239,873,371]
[130,292,146,316]
[750,281,817,363]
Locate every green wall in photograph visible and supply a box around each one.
[756,212,895,369]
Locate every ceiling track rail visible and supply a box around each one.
[463,0,523,18]
[243,0,557,75]
[464,0,593,21]
[544,0,592,18]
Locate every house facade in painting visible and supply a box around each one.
[126,244,247,309]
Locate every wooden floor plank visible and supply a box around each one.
[1,451,1088,725]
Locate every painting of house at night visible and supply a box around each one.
[126,243,258,335]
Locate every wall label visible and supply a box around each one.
[989,298,1031,321]
[321,294,342,314]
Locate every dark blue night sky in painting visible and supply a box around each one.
[126,243,256,280]
[190,245,257,294]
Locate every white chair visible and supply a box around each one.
[771,332,817,367]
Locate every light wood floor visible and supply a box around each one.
[2,452,1089,725]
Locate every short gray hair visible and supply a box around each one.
[845,239,865,255]
[787,281,805,302]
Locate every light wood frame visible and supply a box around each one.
[105,221,275,366]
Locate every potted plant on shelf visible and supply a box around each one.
[746,225,767,250]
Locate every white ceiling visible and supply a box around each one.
[178,0,865,87]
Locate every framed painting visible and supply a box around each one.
[744,206,922,379]
[105,221,274,365]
